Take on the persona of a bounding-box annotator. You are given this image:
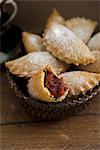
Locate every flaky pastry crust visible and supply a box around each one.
[87,32,100,52]
[5,52,67,77]
[43,24,95,66]
[65,17,97,44]
[27,65,68,102]
[59,71,100,96]
[22,32,45,53]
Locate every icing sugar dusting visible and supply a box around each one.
[59,71,100,95]
[6,51,66,76]
[28,34,38,43]
[88,32,100,51]
[44,23,95,65]
[65,17,97,43]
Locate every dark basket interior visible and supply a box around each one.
[7,71,100,121]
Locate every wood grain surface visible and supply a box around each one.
[1,115,100,150]
[0,66,100,150]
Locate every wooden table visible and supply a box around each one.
[0,67,100,150]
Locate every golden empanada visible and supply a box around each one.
[87,32,100,52]
[27,65,69,102]
[43,24,95,66]
[45,9,64,29]
[5,52,67,77]
[59,71,100,96]
[65,17,97,44]
[79,51,100,73]
[22,32,45,53]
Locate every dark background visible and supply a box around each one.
[15,0,100,33]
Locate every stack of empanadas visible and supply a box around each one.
[6,9,100,104]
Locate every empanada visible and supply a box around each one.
[79,51,100,73]
[45,9,64,29]
[5,52,67,77]
[27,65,69,102]
[65,17,97,44]
[43,24,95,66]
[87,32,100,52]
[22,32,45,53]
[59,71,100,96]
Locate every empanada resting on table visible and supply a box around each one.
[59,71,100,96]
[65,17,97,44]
[27,65,69,102]
[5,52,67,77]
[45,9,64,29]
[79,51,100,73]
[43,24,95,66]
[87,32,100,52]
[22,32,45,53]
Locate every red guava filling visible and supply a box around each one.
[44,71,68,98]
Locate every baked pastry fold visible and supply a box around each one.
[27,65,69,102]
[43,24,95,66]
[5,52,67,77]
[22,32,45,53]
[79,51,100,73]
[45,9,64,29]
[87,32,100,52]
[59,71,100,96]
[65,17,97,44]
